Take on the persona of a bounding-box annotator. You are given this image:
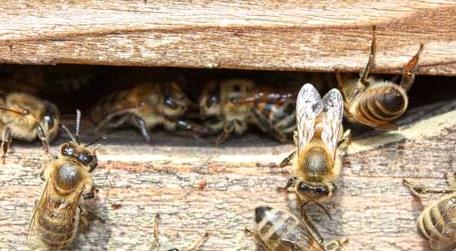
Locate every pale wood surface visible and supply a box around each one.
[0,1,455,75]
[0,97,455,250]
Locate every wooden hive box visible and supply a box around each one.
[0,1,455,251]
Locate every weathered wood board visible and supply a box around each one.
[0,96,455,250]
[0,1,455,75]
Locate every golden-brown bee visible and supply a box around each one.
[336,26,423,130]
[91,80,197,142]
[403,172,456,251]
[247,206,348,251]
[0,91,60,162]
[150,214,209,251]
[28,110,101,250]
[199,78,299,144]
[280,84,348,205]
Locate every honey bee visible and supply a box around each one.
[280,84,348,206]
[91,80,198,142]
[150,214,209,251]
[247,206,348,251]
[336,26,424,130]
[198,78,299,144]
[403,172,456,251]
[0,91,60,162]
[28,110,101,250]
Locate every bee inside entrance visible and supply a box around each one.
[0,64,454,146]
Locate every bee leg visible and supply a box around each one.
[150,214,160,251]
[359,25,377,88]
[325,238,350,251]
[250,107,288,143]
[182,232,209,251]
[337,129,352,152]
[399,43,424,91]
[299,205,325,245]
[132,116,152,143]
[78,204,90,232]
[1,127,11,164]
[36,124,50,155]
[215,121,236,145]
[279,151,296,167]
[244,228,266,250]
[277,177,297,192]
[403,179,454,198]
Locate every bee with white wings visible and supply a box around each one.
[280,84,349,205]
[403,172,456,251]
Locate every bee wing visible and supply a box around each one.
[27,179,51,249]
[320,88,344,156]
[429,197,456,251]
[296,84,323,151]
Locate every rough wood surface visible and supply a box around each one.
[0,1,455,75]
[0,97,455,250]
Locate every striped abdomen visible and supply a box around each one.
[36,196,79,249]
[353,85,408,126]
[254,206,322,251]
[418,195,456,250]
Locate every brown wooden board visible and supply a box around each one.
[0,96,455,250]
[0,1,455,75]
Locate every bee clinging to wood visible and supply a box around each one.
[403,172,456,251]
[336,26,424,130]
[280,84,348,206]
[0,91,60,162]
[246,206,348,251]
[198,78,299,144]
[91,80,198,142]
[28,110,101,250]
[150,214,209,251]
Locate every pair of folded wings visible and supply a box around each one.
[296,84,344,156]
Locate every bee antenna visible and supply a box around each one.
[85,136,107,147]
[75,109,81,145]
[61,124,77,142]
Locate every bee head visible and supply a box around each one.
[295,181,335,202]
[61,141,98,172]
[199,80,222,118]
[162,81,191,117]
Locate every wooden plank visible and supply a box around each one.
[0,98,455,250]
[0,1,455,75]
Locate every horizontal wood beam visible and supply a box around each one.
[0,1,455,75]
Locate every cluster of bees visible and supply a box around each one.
[0,27,454,250]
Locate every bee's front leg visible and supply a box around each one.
[1,126,11,164]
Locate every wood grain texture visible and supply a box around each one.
[0,98,455,250]
[0,1,455,75]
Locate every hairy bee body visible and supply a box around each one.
[29,113,99,250]
[282,84,345,204]
[253,206,323,251]
[340,76,408,129]
[91,81,193,141]
[0,92,59,142]
[199,79,298,144]
[337,26,423,130]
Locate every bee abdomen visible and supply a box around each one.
[358,87,407,123]
[37,203,77,248]
[418,201,451,242]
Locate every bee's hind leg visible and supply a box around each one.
[1,127,11,164]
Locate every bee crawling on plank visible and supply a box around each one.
[403,172,456,251]
[28,110,102,250]
[246,206,348,251]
